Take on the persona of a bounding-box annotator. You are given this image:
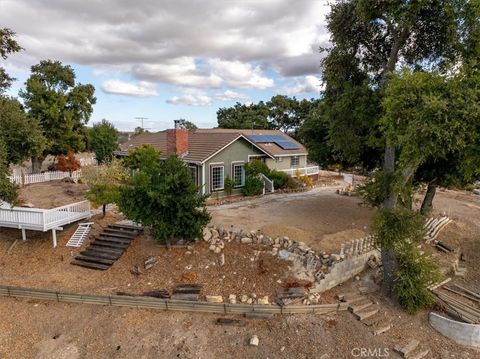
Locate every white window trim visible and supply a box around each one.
[231,161,245,188]
[210,163,225,192]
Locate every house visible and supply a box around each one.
[116,120,319,197]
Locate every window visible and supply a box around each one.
[291,156,300,167]
[275,157,283,163]
[188,166,197,185]
[210,165,224,191]
[232,163,245,187]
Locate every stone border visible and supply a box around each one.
[429,312,480,348]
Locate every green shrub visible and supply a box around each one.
[394,243,440,314]
[245,160,270,176]
[224,176,235,196]
[268,169,293,189]
[242,176,264,196]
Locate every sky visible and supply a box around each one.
[0,0,331,131]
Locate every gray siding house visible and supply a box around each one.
[117,123,318,197]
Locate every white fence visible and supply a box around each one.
[8,171,82,186]
[280,166,319,177]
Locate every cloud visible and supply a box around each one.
[215,90,250,101]
[1,0,331,88]
[166,92,212,106]
[284,75,323,94]
[101,79,158,97]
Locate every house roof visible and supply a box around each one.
[117,128,307,163]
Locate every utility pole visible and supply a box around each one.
[135,117,148,129]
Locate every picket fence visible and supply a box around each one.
[8,171,82,186]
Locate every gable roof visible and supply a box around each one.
[117,128,306,163]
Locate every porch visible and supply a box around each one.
[280,165,319,177]
[0,200,91,247]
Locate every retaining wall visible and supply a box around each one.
[429,312,480,348]
[0,285,348,315]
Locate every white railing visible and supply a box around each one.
[0,200,91,231]
[280,165,319,177]
[8,170,82,186]
[259,173,275,194]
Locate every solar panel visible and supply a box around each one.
[246,134,300,150]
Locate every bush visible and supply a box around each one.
[242,176,264,196]
[269,169,294,189]
[394,244,440,314]
[245,160,270,176]
[224,176,235,196]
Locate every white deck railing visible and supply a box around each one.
[0,200,91,232]
[280,166,319,177]
[8,170,82,186]
[259,173,275,194]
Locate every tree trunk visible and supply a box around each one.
[381,144,397,295]
[420,183,437,215]
[31,156,45,173]
[102,204,106,217]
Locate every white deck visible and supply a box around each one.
[0,201,91,247]
[280,166,319,177]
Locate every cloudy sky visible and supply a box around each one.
[0,0,331,131]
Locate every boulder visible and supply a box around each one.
[240,295,248,303]
[203,228,212,242]
[214,247,222,254]
[241,237,253,244]
[209,244,216,251]
[257,296,269,305]
[206,295,223,303]
[228,294,237,304]
[249,335,259,347]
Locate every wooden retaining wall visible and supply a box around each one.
[0,285,347,315]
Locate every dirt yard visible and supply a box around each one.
[18,180,88,209]
[1,181,480,358]
[210,187,376,253]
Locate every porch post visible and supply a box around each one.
[52,229,57,248]
[21,228,26,241]
[201,164,206,195]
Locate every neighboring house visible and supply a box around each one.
[116,121,318,197]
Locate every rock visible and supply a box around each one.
[251,293,257,299]
[228,294,237,304]
[241,237,252,244]
[203,228,212,242]
[249,335,259,347]
[280,346,285,352]
[247,298,253,304]
[209,244,216,251]
[219,253,225,266]
[355,275,360,281]
[214,246,222,254]
[240,295,248,303]
[257,296,269,305]
[211,229,219,239]
[271,248,279,256]
[217,241,225,249]
[206,295,223,303]
[187,245,193,251]
[278,249,291,259]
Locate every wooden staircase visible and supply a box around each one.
[71,223,143,270]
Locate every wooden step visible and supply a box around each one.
[87,245,124,255]
[349,299,373,313]
[108,223,143,232]
[71,259,110,270]
[101,230,137,239]
[92,240,129,250]
[394,339,420,358]
[373,323,392,335]
[81,250,120,260]
[98,235,133,244]
[408,348,429,359]
[354,307,379,321]
[75,255,115,266]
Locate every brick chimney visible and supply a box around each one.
[166,120,189,155]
